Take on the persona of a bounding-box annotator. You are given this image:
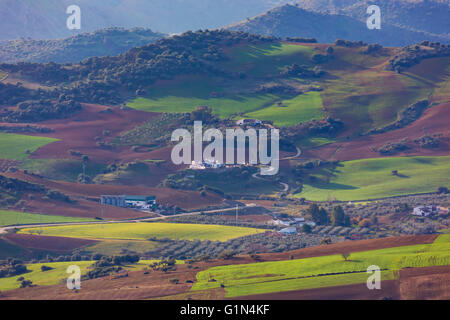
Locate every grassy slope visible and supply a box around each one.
[0,210,94,227]
[222,42,314,77]
[320,47,443,135]
[192,235,450,298]
[297,156,450,201]
[20,222,266,242]
[0,133,58,161]
[0,261,93,292]
[80,239,160,256]
[408,56,450,104]
[127,43,319,123]
[19,159,106,183]
[246,91,324,127]
[128,77,282,118]
[127,43,449,134]
[0,259,182,291]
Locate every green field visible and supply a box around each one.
[0,210,94,227]
[297,156,450,201]
[81,239,160,256]
[223,43,314,77]
[128,79,282,119]
[0,261,93,291]
[0,259,183,291]
[320,47,444,135]
[127,43,318,123]
[0,133,58,161]
[20,222,266,242]
[245,91,324,127]
[192,235,450,297]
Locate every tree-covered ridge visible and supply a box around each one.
[0,30,277,106]
[227,4,449,46]
[0,28,166,64]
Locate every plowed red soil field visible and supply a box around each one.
[4,234,98,252]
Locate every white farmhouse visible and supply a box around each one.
[412,205,439,217]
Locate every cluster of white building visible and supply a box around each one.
[412,205,443,217]
[268,217,316,235]
[189,159,225,170]
[100,195,156,210]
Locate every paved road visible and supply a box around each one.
[251,147,300,192]
[0,72,8,82]
[279,182,289,193]
[0,205,253,235]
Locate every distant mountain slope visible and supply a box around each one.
[0,0,292,40]
[227,5,449,46]
[294,0,450,36]
[0,28,166,63]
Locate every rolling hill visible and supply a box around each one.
[227,4,449,46]
[0,28,166,63]
[0,0,292,40]
[294,0,450,36]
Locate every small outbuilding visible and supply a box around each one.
[279,227,298,235]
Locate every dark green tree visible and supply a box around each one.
[308,204,320,223]
[331,205,348,226]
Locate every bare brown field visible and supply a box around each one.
[4,234,98,253]
[305,102,450,161]
[398,265,450,300]
[19,103,159,162]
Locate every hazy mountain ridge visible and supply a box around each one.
[0,0,292,40]
[0,28,166,63]
[294,0,449,36]
[227,4,449,46]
